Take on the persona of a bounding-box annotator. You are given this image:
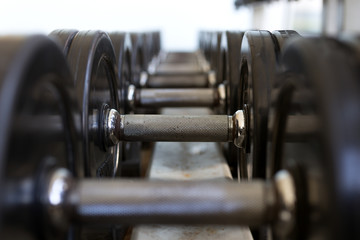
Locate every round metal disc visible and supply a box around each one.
[109,32,142,177]
[49,29,79,55]
[153,31,161,57]
[271,30,300,51]
[239,30,278,180]
[52,30,120,178]
[209,32,223,86]
[271,37,360,240]
[143,32,154,68]
[130,33,145,87]
[226,31,245,116]
[108,32,131,114]
[224,31,244,178]
[0,35,77,239]
[239,30,300,180]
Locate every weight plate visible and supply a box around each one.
[210,32,223,85]
[51,30,120,178]
[219,31,227,90]
[0,35,77,239]
[272,37,360,240]
[224,31,244,179]
[49,29,79,55]
[239,30,300,180]
[109,32,142,178]
[199,31,212,62]
[108,32,131,114]
[226,31,245,115]
[271,30,300,52]
[143,32,155,68]
[130,33,145,87]
[153,31,161,57]
[239,30,278,180]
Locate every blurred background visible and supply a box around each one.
[0,0,358,50]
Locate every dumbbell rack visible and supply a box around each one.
[1,29,360,240]
[132,52,252,240]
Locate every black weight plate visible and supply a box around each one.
[130,33,145,87]
[226,31,244,115]
[109,32,132,114]
[239,30,300,180]
[153,31,161,57]
[271,30,300,52]
[239,30,278,180]
[49,29,79,55]
[209,32,217,71]
[143,32,155,68]
[52,30,120,178]
[109,32,142,178]
[272,37,360,240]
[198,31,205,52]
[205,32,212,62]
[220,31,227,90]
[224,31,244,179]
[199,31,212,62]
[0,35,77,239]
[209,32,223,85]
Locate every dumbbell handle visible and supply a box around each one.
[123,114,231,142]
[140,71,216,88]
[105,110,246,148]
[132,88,221,108]
[70,179,275,225]
[44,169,295,236]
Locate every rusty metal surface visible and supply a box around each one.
[131,108,253,240]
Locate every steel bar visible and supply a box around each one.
[68,179,276,226]
[135,88,219,108]
[118,114,233,142]
[155,63,202,74]
[146,74,209,88]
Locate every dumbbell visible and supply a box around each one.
[47,30,224,179]
[107,31,222,173]
[109,30,303,182]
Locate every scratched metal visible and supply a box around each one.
[131,108,253,240]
